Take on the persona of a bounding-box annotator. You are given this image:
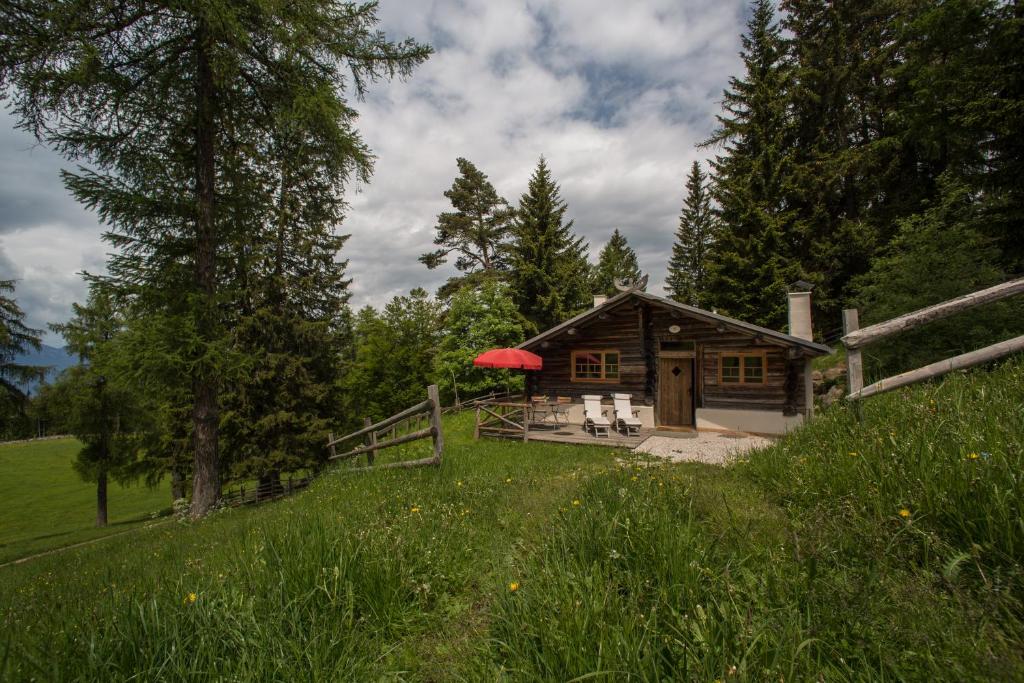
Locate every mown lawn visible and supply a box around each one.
[0,438,171,564]
[1,359,1022,680]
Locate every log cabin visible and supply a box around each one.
[517,288,831,436]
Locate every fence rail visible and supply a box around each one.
[842,277,1024,401]
[223,474,313,507]
[327,384,444,469]
[473,398,530,441]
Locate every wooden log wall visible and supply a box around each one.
[529,300,807,414]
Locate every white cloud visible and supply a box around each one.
[0,0,747,330]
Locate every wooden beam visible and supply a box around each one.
[842,309,864,395]
[848,334,1024,400]
[842,277,1024,350]
[327,399,432,447]
[329,427,433,461]
[364,417,376,466]
[428,384,443,465]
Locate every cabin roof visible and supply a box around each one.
[517,290,832,356]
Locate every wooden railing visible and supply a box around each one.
[473,398,530,441]
[441,390,517,415]
[222,474,314,506]
[327,384,444,469]
[842,277,1024,400]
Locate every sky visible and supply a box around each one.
[0,0,748,345]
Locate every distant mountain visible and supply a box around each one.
[11,344,78,396]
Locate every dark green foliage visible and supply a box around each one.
[345,289,442,421]
[0,280,43,404]
[420,158,514,297]
[703,0,802,329]
[666,161,718,307]
[49,288,147,526]
[852,175,1024,376]
[0,0,430,515]
[434,280,527,403]
[506,157,591,331]
[590,229,643,297]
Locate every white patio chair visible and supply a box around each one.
[612,393,642,436]
[582,395,611,438]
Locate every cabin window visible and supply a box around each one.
[719,352,765,384]
[571,350,620,382]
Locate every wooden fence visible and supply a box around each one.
[441,390,517,416]
[327,384,444,469]
[222,474,314,507]
[473,397,530,441]
[842,277,1024,401]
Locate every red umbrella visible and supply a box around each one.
[473,348,543,371]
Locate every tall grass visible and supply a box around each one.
[3,361,1023,680]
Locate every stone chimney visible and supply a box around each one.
[593,294,608,307]
[787,290,813,341]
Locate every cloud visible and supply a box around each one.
[0,0,747,333]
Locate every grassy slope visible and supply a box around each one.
[1,360,1022,681]
[0,438,171,564]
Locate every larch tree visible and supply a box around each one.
[420,157,515,297]
[506,157,591,332]
[591,230,644,297]
[0,1,430,516]
[666,161,718,307]
[702,0,802,329]
[50,287,146,527]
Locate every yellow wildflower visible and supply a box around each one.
[967,452,979,460]
[848,451,858,457]
[899,508,911,518]
[572,499,581,507]
[509,582,520,592]
[456,480,463,487]
[410,506,421,514]
[505,478,512,484]
[184,592,197,605]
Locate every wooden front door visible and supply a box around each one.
[658,357,694,426]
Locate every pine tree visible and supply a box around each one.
[0,2,430,516]
[666,161,718,307]
[591,230,643,297]
[506,157,591,331]
[420,158,514,296]
[702,0,802,329]
[0,280,43,408]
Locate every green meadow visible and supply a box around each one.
[0,438,171,565]
[2,359,1022,681]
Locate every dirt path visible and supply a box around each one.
[0,518,176,569]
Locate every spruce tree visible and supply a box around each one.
[0,280,43,407]
[591,230,643,297]
[420,158,514,296]
[0,2,430,516]
[506,157,591,331]
[666,161,718,307]
[702,0,801,329]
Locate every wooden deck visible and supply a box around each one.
[524,425,655,448]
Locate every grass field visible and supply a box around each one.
[1,359,1022,680]
[0,438,172,564]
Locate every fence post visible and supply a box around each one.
[474,405,481,440]
[522,404,529,442]
[328,432,337,460]
[427,384,444,464]
[364,416,377,466]
[842,309,864,395]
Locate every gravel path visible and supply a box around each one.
[633,432,773,465]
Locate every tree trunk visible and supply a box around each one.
[170,468,186,502]
[96,471,108,527]
[190,22,221,518]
